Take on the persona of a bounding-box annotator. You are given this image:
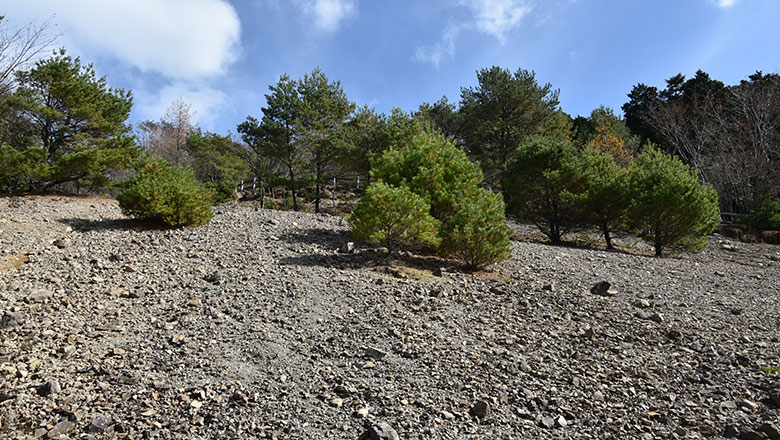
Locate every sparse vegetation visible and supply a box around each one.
[117,157,214,227]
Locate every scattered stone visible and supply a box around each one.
[666,330,682,340]
[590,281,616,296]
[52,238,71,249]
[540,416,555,429]
[0,311,25,329]
[87,415,112,433]
[556,415,568,428]
[356,407,369,418]
[203,271,223,285]
[724,425,740,438]
[364,422,400,440]
[760,423,780,440]
[469,400,490,419]
[442,410,455,421]
[739,429,764,440]
[635,311,664,323]
[542,283,554,291]
[46,420,74,438]
[26,288,52,303]
[340,242,355,254]
[36,380,61,397]
[364,347,387,360]
[170,334,186,346]
[632,299,651,309]
[330,397,343,408]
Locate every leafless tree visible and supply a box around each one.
[0,15,59,98]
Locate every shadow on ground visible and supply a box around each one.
[57,217,166,232]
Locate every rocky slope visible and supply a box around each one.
[1,196,779,439]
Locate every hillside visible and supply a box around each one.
[1,196,779,439]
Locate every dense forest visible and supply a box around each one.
[1,16,778,263]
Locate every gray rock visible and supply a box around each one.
[26,288,52,303]
[340,242,355,254]
[46,420,74,438]
[590,281,615,296]
[632,299,651,309]
[364,422,400,440]
[540,416,555,429]
[738,429,764,440]
[666,330,682,340]
[469,400,490,418]
[87,415,112,433]
[556,415,568,428]
[635,311,663,323]
[761,423,780,440]
[36,380,61,397]
[724,425,740,438]
[364,347,387,360]
[52,238,71,249]
[0,311,25,329]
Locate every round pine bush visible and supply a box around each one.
[349,182,441,251]
[117,158,214,227]
[442,189,511,270]
[627,146,720,256]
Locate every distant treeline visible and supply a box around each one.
[1,15,777,227]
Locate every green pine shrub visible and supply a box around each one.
[442,189,511,270]
[503,137,585,244]
[349,182,441,251]
[117,158,214,227]
[627,146,720,256]
[575,146,631,249]
[353,131,511,269]
[751,196,780,230]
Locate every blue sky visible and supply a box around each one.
[5,0,780,134]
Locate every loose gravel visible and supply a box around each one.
[1,196,779,439]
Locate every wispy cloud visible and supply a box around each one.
[415,24,461,67]
[415,0,530,66]
[712,0,738,8]
[462,0,530,43]
[296,0,358,33]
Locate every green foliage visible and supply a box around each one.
[760,366,780,374]
[185,130,248,203]
[363,131,510,268]
[297,68,355,213]
[117,158,214,227]
[371,131,483,222]
[503,137,584,244]
[627,146,720,256]
[751,196,780,230]
[349,182,440,250]
[460,66,560,182]
[342,105,390,183]
[442,189,511,270]
[576,147,631,249]
[0,49,137,193]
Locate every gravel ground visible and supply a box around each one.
[1,195,779,439]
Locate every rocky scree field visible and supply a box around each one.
[1,196,779,440]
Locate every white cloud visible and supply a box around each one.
[461,0,530,43]
[712,0,738,7]
[4,0,241,80]
[415,24,461,67]
[297,0,358,33]
[3,0,241,127]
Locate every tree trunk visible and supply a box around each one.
[288,165,298,211]
[315,163,322,214]
[602,225,613,250]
